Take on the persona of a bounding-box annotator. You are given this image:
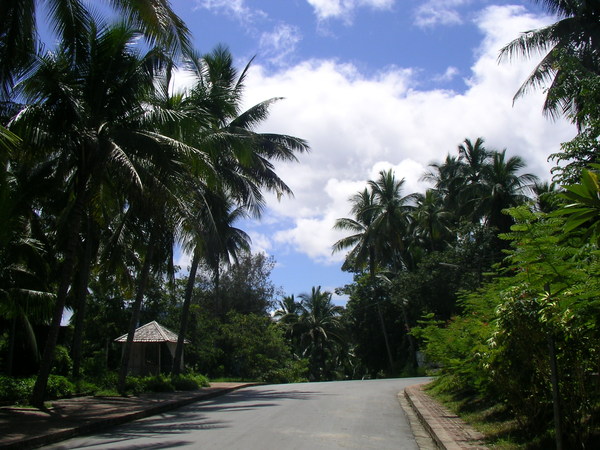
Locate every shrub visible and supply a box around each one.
[45,375,75,399]
[140,374,175,393]
[51,345,73,376]
[263,359,308,384]
[171,373,209,391]
[0,376,35,404]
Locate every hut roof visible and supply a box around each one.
[114,321,188,343]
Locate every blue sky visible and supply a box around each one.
[164,0,578,305]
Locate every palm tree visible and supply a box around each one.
[296,286,344,381]
[0,0,191,99]
[333,188,378,274]
[171,189,251,375]
[422,153,464,222]
[499,0,600,119]
[456,137,493,223]
[11,20,195,406]
[368,169,414,271]
[333,170,413,374]
[480,150,539,234]
[410,189,453,252]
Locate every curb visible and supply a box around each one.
[404,384,488,450]
[1,384,255,450]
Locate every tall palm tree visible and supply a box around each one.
[368,169,414,271]
[480,150,539,234]
[0,0,191,99]
[499,0,600,119]
[296,286,344,381]
[11,20,195,406]
[332,188,378,274]
[172,189,251,375]
[456,137,493,223]
[333,170,412,374]
[410,189,453,252]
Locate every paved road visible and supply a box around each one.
[44,378,427,449]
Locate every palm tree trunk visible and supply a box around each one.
[117,237,156,395]
[71,219,98,380]
[31,192,85,407]
[172,250,200,375]
[6,317,16,376]
[213,266,220,316]
[369,246,395,375]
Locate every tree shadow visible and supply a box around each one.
[49,386,324,448]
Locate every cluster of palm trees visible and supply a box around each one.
[274,287,346,381]
[332,138,540,373]
[1,2,307,405]
[334,137,539,276]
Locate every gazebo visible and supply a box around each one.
[115,321,189,375]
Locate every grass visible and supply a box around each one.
[424,382,555,449]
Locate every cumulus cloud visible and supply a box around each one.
[236,5,575,264]
[433,66,460,83]
[259,24,303,66]
[414,0,474,27]
[306,0,394,23]
[194,0,266,26]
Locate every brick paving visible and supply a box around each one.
[404,383,488,450]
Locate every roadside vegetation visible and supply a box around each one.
[1,1,599,448]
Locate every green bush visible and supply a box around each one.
[45,375,75,399]
[263,359,308,384]
[0,376,35,404]
[51,345,73,376]
[140,374,175,393]
[171,373,209,391]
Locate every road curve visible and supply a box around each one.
[46,378,428,450]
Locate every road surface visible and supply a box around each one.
[45,378,429,449]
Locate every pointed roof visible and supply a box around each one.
[114,321,188,343]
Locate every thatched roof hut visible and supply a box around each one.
[115,321,189,375]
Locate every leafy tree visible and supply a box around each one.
[499,0,600,119]
[295,287,344,381]
[0,0,191,99]
[11,20,193,405]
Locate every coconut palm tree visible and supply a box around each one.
[480,150,539,234]
[171,189,251,375]
[499,0,600,119]
[296,286,344,381]
[11,20,197,406]
[0,0,191,99]
[333,188,379,274]
[368,169,414,271]
[410,189,453,252]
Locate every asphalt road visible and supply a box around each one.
[45,378,428,450]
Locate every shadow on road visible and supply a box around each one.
[50,386,325,449]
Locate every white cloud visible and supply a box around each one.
[306,0,394,22]
[414,0,473,27]
[433,66,460,83]
[194,0,267,25]
[235,5,575,264]
[259,24,303,66]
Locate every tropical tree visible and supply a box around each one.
[172,189,251,375]
[410,189,453,252]
[10,20,197,406]
[499,0,600,119]
[368,169,414,271]
[480,150,539,235]
[295,286,344,381]
[0,0,191,99]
